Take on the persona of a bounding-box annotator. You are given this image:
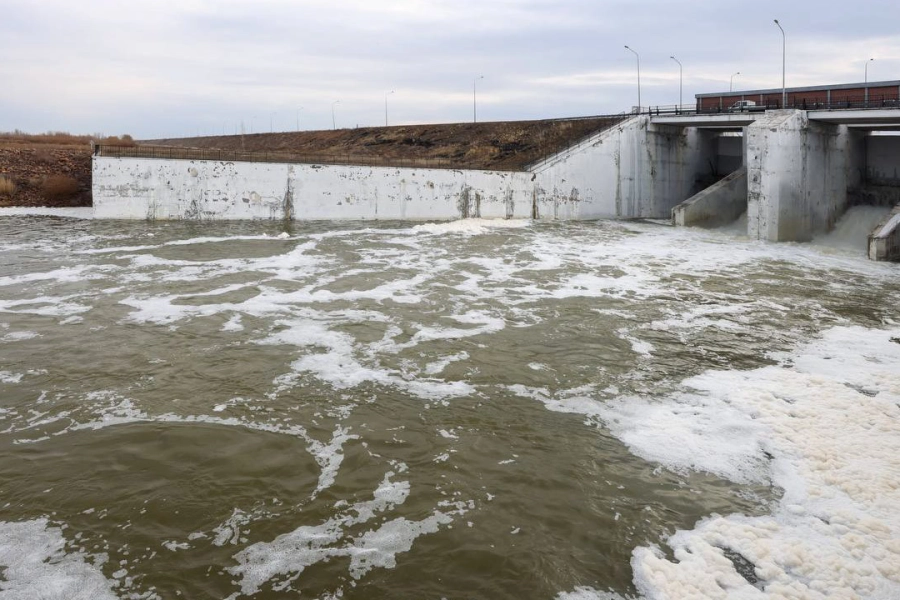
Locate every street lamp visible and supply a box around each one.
[670,55,683,109]
[774,19,786,108]
[864,58,875,104]
[730,71,740,92]
[473,75,484,123]
[297,107,303,131]
[385,90,394,126]
[624,45,641,111]
[332,100,340,130]
[270,112,276,133]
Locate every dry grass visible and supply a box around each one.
[0,130,136,147]
[0,130,93,146]
[100,134,136,147]
[0,176,16,197]
[40,174,79,202]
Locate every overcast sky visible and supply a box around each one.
[3,0,899,138]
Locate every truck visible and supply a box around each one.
[728,100,765,112]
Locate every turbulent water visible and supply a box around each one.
[1,210,898,599]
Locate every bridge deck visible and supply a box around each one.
[652,108,900,129]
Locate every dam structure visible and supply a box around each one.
[93,115,711,223]
[92,82,900,260]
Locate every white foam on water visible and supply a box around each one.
[424,351,470,376]
[0,295,92,318]
[812,205,892,254]
[0,207,93,219]
[590,326,900,599]
[0,518,118,599]
[264,314,475,401]
[507,384,616,428]
[307,426,357,497]
[77,233,296,255]
[229,472,420,594]
[411,218,531,235]
[346,512,453,579]
[594,391,771,485]
[716,211,750,236]
[648,301,755,335]
[616,328,654,357]
[213,509,254,547]
[162,540,191,552]
[222,314,244,332]
[0,266,96,289]
[0,371,24,384]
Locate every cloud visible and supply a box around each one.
[1,0,898,136]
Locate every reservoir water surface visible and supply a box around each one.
[1,211,898,599]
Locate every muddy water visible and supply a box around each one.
[0,215,897,599]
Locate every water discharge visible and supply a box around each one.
[0,210,898,599]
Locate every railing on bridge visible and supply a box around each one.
[637,95,900,118]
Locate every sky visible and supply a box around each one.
[2,0,899,138]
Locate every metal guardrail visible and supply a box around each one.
[643,95,900,117]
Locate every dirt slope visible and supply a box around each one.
[142,117,626,171]
[0,138,92,207]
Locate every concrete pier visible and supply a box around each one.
[745,110,860,242]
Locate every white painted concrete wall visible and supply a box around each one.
[747,110,852,242]
[93,157,534,221]
[530,117,716,220]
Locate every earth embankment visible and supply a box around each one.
[142,117,626,171]
[0,135,93,207]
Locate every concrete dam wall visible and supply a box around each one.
[92,159,535,221]
[93,116,718,223]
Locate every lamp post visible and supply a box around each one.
[473,75,484,123]
[730,71,740,92]
[270,112,276,133]
[864,58,874,104]
[670,56,683,109]
[774,19,786,107]
[385,90,394,126]
[297,107,303,131]
[624,45,641,111]
[332,100,340,130]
